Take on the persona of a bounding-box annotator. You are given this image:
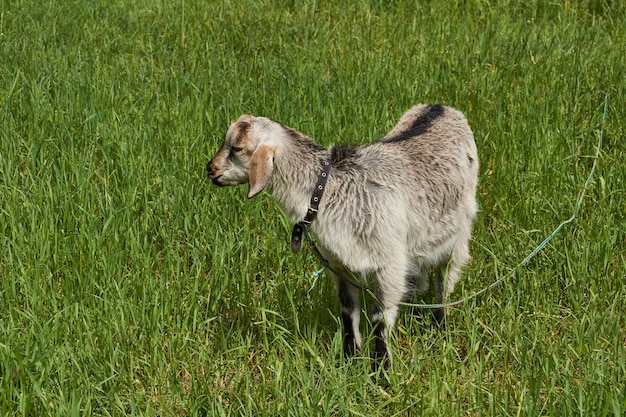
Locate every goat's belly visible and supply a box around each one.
[324,240,379,273]
[317,231,409,274]
[411,239,458,265]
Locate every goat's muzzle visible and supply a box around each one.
[206,161,223,186]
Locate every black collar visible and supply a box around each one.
[290,160,331,253]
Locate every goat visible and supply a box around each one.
[206,104,479,368]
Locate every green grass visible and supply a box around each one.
[1,0,625,415]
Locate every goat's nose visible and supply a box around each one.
[206,162,213,177]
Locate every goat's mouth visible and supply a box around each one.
[211,176,225,187]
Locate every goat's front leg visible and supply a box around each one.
[371,267,407,369]
[332,272,362,357]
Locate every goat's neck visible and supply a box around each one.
[268,145,328,224]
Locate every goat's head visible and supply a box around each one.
[207,115,278,199]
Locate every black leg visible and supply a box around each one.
[371,305,391,370]
[337,280,361,357]
[341,311,357,357]
[433,268,445,327]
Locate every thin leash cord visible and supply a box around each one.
[400,93,609,309]
[306,94,609,310]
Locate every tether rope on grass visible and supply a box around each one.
[399,92,609,310]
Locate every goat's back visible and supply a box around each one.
[331,104,477,213]
[380,104,477,172]
[317,104,478,269]
[378,103,477,222]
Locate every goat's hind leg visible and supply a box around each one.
[407,264,431,319]
[433,267,446,327]
[434,242,471,327]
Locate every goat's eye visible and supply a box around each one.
[231,146,243,153]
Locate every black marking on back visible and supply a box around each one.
[330,143,358,168]
[382,104,445,143]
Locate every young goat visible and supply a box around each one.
[206,104,479,368]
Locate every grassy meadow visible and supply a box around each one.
[1,0,625,415]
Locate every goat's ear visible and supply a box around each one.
[247,144,275,199]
